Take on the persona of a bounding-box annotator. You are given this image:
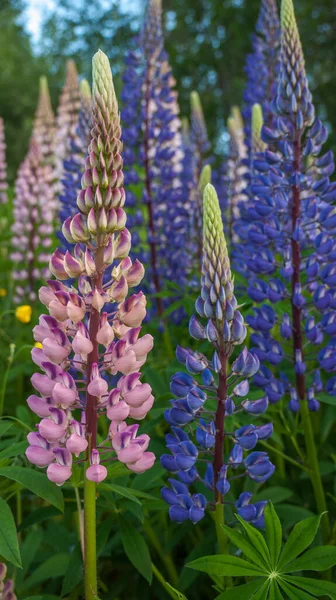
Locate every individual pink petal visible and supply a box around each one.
[72,330,94,357]
[26,446,54,467]
[48,300,69,321]
[31,348,48,368]
[132,334,154,360]
[67,301,86,323]
[117,443,143,464]
[43,339,70,364]
[27,394,53,418]
[66,434,88,457]
[39,286,56,307]
[39,419,66,442]
[107,400,129,422]
[123,382,152,408]
[52,383,77,408]
[31,373,56,397]
[127,451,155,473]
[96,322,114,346]
[86,464,107,483]
[128,395,154,420]
[47,463,72,486]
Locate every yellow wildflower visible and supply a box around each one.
[0,289,7,297]
[15,305,32,324]
[34,342,43,349]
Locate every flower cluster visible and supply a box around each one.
[55,60,81,184]
[11,78,57,304]
[58,79,92,251]
[161,184,274,525]
[242,0,280,155]
[0,118,7,204]
[242,0,336,410]
[222,107,248,252]
[25,50,155,485]
[121,0,187,318]
[0,563,16,600]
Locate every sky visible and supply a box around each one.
[23,0,142,43]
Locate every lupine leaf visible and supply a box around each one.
[282,575,336,599]
[0,497,22,568]
[24,553,69,587]
[215,579,265,600]
[0,466,64,511]
[281,546,336,573]
[252,581,271,600]
[23,597,43,600]
[100,483,141,505]
[235,514,272,568]
[279,579,316,600]
[186,555,265,577]
[0,440,28,459]
[269,581,284,600]
[164,583,189,600]
[221,524,269,569]
[119,517,152,584]
[61,543,83,596]
[277,514,322,570]
[265,503,282,568]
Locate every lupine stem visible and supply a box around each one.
[291,132,330,543]
[84,463,97,600]
[213,351,228,554]
[214,503,227,555]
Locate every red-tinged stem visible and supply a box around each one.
[291,131,330,543]
[143,64,163,317]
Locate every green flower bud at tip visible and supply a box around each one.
[198,164,211,193]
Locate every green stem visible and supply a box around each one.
[84,471,97,599]
[214,503,227,555]
[152,563,179,600]
[75,486,85,560]
[0,344,15,417]
[301,399,330,544]
[260,441,309,473]
[144,523,179,586]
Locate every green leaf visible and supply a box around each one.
[164,583,189,600]
[18,506,61,532]
[277,514,322,570]
[317,393,336,406]
[253,487,294,505]
[215,580,265,600]
[0,466,64,511]
[281,546,336,573]
[186,555,266,577]
[61,543,83,596]
[282,575,336,599]
[252,581,270,600]
[100,483,141,505]
[0,420,13,436]
[24,553,69,587]
[265,503,282,569]
[0,496,22,568]
[279,579,316,600]
[0,440,27,459]
[119,517,152,584]
[269,581,284,600]
[23,597,43,600]
[221,524,269,569]
[236,514,272,568]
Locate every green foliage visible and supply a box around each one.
[0,496,21,567]
[187,504,336,600]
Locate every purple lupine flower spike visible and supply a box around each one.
[55,59,81,184]
[58,79,92,251]
[161,184,274,526]
[0,118,8,204]
[121,0,187,319]
[242,0,336,413]
[242,0,280,156]
[26,50,155,485]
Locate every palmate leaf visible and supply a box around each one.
[269,581,284,600]
[281,546,336,573]
[119,517,152,584]
[221,523,269,569]
[265,503,282,569]
[252,580,271,600]
[0,466,64,511]
[277,514,322,571]
[215,579,266,600]
[236,514,272,569]
[278,579,316,600]
[282,575,336,599]
[0,497,22,568]
[186,555,265,577]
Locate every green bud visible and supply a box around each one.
[198,165,211,193]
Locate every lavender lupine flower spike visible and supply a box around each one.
[0,118,8,204]
[26,50,155,485]
[161,184,274,526]
[33,76,56,166]
[242,0,280,156]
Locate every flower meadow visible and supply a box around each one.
[0,0,336,598]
